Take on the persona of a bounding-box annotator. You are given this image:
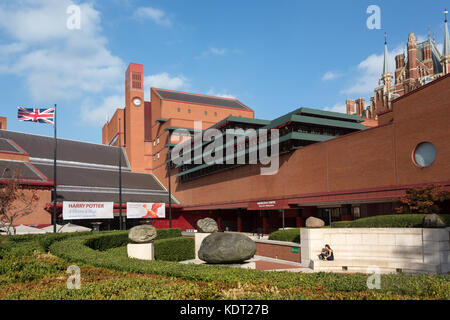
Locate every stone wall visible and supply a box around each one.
[301,228,449,274]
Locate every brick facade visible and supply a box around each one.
[347,17,450,121]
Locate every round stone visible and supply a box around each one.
[423,214,445,228]
[196,217,218,233]
[306,217,325,228]
[128,225,157,243]
[198,232,256,264]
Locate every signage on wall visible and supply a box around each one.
[247,199,290,211]
[126,203,166,219]
[63,202,114,220]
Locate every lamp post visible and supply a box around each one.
[168,148,172,229]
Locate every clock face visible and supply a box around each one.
[133,98,142,106]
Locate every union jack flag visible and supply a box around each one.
[17,107,55,124]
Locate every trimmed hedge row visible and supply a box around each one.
[0,232,92,257]
[85,228,182,251]
[154,237,194,262]
[268,228,301,243]
[331,214,450,228]
[83,229,192,261]
[47,232,450,299]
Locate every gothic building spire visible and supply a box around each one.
[383,33,390,75]
[444,9,450,56]
[442,9,450,74]
[380,33,393,92]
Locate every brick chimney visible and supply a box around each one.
[346,100,355,115]
[407,33,418,79]
[0,117,6,130]
[355,98,365,117]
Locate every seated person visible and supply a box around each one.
[318,244,334,261]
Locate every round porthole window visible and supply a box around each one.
[413,142,436,168]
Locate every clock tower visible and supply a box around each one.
[124,63,146,172]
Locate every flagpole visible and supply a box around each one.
[53,104,57,233]
[119,118,123,231]
[168,149,172,229]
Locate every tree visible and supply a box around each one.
[0,169,39,235]
[396,184,450,214]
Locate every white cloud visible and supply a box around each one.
[341,35,444,97]
[144,73,188,100]
[207,89,236,99]
[322,71,341,81]
[0,0,125,125]
[323,103,346,114]
[210,48,226,55]
[196,47,231,59]
[134,7,172,27]
[81,95,124,126]
[341,44,404,96]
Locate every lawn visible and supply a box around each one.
[0,231,448,300]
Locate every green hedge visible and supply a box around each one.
[47,233,450,299]
[330,221,352,228]
[85,228,182,251]
[268,228,301,243]
[83,230,192,261]
[85,231,129,251]
[0,232,92,257]
[331,214,450,228]
[154,237,194,262]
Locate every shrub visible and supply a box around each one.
[85,232,129,251]
[331,221,352,228]
[331,214,450,228]
[396,184,450,214]
[47,233,450,300]
[36,232,92,252]
[268,228,300,243]
[154,237,194,262]
[85,228,183,251]
[153,228,182,240]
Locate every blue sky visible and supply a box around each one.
[0,0,448,144]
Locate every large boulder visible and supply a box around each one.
[423,214,446,228]
[198,232,256,264]
[128,225,157,243]
[306,217,325,228]
[196,218,218,233]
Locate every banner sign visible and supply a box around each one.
[63,202,114,220]
[247,199,290,211]
[126,203,166,219]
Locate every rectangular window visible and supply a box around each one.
[131,72,142,89]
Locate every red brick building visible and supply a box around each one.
[101,61,450,233]
[2,28,449,232]
[346,14,450,121]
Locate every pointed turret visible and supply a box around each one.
[441,9,450,74]
[383,33,391,74]
[444,9,450,56]
[381,33,393,90]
